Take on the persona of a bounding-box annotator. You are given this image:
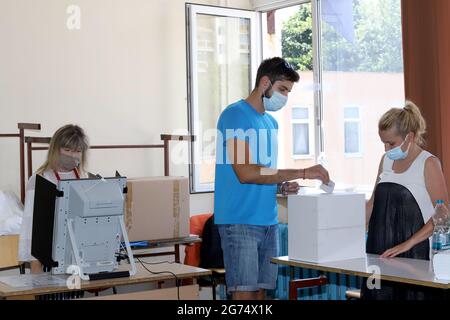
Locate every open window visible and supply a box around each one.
[186,4,261,193]
[187,0,405,196]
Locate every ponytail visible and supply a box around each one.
[378,100,426,146]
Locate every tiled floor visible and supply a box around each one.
[198,285,228,300]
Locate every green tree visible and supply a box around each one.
[281,0,403,73]
[354,0,403,72]
[281,5,313,71]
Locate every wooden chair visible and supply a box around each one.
[196,268,226,300]
[289,275,328,300]
[184,214,227,300]
[345,289,361,300]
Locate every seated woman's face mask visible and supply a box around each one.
[59,153,81,171]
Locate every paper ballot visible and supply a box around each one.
[320,180,335,193]
[0,274,67,288]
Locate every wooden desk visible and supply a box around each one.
[83,284,200,300]
[0,260,211,300]
[132,235,202,263]
[272,254,450,290]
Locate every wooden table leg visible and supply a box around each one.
[175,244,180,263]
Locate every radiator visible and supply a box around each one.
[275,223,363,300]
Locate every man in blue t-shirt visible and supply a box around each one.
[214,57,330,300]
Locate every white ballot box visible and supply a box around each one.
[288,192,366,263]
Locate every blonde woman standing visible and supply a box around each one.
[362,101,448,300]
[18,124,89,273]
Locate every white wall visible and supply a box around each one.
[0,0,252,215]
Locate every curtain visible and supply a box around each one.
[402,0,450,190]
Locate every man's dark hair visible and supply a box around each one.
[254,57,300,88]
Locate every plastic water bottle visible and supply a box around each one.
[432,200,450,254]
[443,211,450,250]
[445,227,450,251]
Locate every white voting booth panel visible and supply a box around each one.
[288,192,366,263]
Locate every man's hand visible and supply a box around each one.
[280,181,300,195]
[305,165,330,184]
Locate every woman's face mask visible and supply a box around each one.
[263,81,288,112]
[59,149,81,171]
[385,134,411,160]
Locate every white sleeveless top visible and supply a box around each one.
[378,150,435,226]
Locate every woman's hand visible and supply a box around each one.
[380,240,414,258]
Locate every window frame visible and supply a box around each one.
[186,0,404,195]
[343,105,363,158]
[291,105,315,159]
[186,3,262,194]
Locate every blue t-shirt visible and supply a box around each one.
[214,99,278,226]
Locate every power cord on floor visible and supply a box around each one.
[136,257,180,300]
[118,243,180,300]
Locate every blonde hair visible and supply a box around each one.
[378,100,427,146]
[37,124,89,175]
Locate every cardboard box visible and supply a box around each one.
[288,192,366,263]
[125,177,190,242]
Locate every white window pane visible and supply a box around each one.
[292,107,309,120]
[194,13,252,189]
[344,122,360,154]
[293,123,310,155]
[321,0,404,193]
[263,2,315,174]
[344,107,359,119]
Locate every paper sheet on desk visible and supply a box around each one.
[0,274,67,288]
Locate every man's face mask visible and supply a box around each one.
[263,81,288,112]
[59,152,81,171]
[385,134,411,160]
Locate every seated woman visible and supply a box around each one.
[18,124,89,273]
[362,101,448,300]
